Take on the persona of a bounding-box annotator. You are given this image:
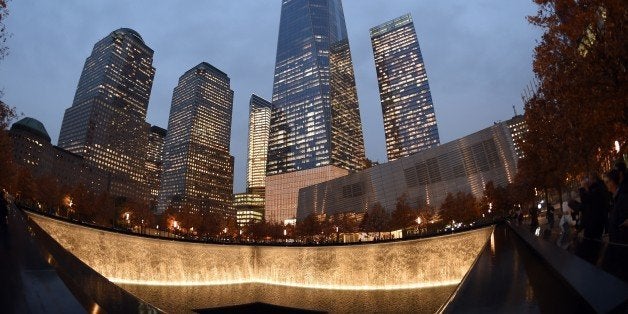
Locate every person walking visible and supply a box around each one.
[576,172,610,264]
[604,169,628,244]
[546,202,555,230]
[602,168,628,281]
[558,194,577,248]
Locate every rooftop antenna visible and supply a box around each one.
[513,105,518,117]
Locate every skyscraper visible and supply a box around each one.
[370,14,440,161]
[58,28,155,201]
[246,94,272,196]
[157,62,234,218]
[265,0,366,223]
[146,125,166,207]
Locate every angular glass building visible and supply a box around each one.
[246,94,272,196]
[58,28,155,201]
[265,0,366,223]
[157,63,235,217]
[370,14,440,161]
[267,0,365,174]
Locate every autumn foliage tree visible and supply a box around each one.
[389,193,418,230]
[523,0,627,185]
[439,191,481,224]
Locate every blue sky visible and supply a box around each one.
[0,1,541,193]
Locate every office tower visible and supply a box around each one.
[265,0,366,223]
[505,115,527,160]
[234,193,265,227]
[370,14,440,161]
[158,62,235,217]
[58,28,155,201]
[10,117,107,195]
[246,94,272,196]
[146,126,166,208]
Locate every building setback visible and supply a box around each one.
[265,0,366,223]
[157,62,234,218]
[246,94,272,196]
[58,28,155,202]
[297,117,524,221]
[370,14,440,161]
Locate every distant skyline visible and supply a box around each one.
[0,1,541,193]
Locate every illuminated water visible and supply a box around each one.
[29,213,493,312]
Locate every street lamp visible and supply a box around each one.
[615,140,621,154]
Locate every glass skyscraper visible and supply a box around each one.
[267,0,366,175]
[265,0,366,223]
[370,14,440,161]
[58,28,155,201]
[157,62,234,217]
[146,125,166,207]
[246,94,272,196]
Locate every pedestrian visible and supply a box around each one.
[602,168,628,281]
[558,194,577,248]
[578,172,609,240]
[615,160,627,191]
[530,205,539,233]
[576,172,609,264]
[604,169,628,244]
[546,202,555,229]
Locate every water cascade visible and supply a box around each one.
[29,213,493,290]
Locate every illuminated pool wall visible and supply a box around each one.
[29,213,493,289]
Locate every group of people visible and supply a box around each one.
[573,161,628,245]
[548,161,628,264]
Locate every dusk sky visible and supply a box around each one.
[0,1,541,193]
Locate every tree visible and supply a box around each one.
[35,175,63,213]
[389,193,418,230]
[481,181,514,217]
[439,191,481,224]
[297,213,323,237]
[0,101,16,192]
[525,0,627,180]
[360,202,390,235]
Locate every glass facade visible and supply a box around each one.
[370,14,440,161]
[146,126,166,207]
[505,115,527,160]
[246,94,272,196]
[58,28,155,201]
[265,0,365,223]
[267,0,366,175]
[297,118,522,220]
[157,62,234,218]
[234,193,265,226]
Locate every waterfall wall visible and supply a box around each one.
[29,213,493,290]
